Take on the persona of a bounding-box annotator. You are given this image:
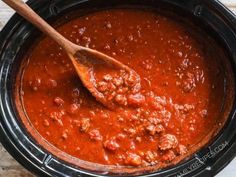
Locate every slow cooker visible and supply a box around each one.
[0,0,236,176]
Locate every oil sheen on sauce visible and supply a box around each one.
[18,9,225,167]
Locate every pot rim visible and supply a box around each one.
[1,0,236,176]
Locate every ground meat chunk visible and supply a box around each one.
[148,117,162,125]
[47,79,57,88]
[89,129,103,141]
[116,133,126,140]
[128,93,145,106]
[53,97,64,106]
[43,119,50,127]
[49,110,65,126]
[135,136,142,142]
[113,77,123,86]
[159,134,178,150]
[78,27,86,35]
[162,150,176,162]
[80,118,90,132]
[146,124,156,135]
[144,151,157,163]
[103,74,113,81]
[117,87,129,94]
[104,139,120,151]
[68,103,79,114]
[105,21,112,29]
[182,73,196,93]
[115,94,127,105]
[174,104,195,113]
[97,81,108,92]
[148,96,168,110]
[61,130,68,140]
[124,71,139,86]
[131,82,141,93]
[107,82,117,91]
[125,152,142,166]
[200,109,208,118]
[182,104,194,113]
[146,124,165,135]
[125,128,137,137]
[176,144,188,155]
[155,124,165,133]
[29,77,41,91]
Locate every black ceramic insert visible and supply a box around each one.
[0,0,236,176]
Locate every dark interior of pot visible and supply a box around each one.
[2,0,235,176]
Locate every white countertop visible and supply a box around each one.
[0,0,235,176]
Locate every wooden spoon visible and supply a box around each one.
[3,0,140,108]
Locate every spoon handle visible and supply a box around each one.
[2,0,78,55]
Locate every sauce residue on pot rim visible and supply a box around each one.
[16,9,230,169]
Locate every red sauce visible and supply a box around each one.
[17,9,227,168]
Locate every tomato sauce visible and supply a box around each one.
[17,9,227,168]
